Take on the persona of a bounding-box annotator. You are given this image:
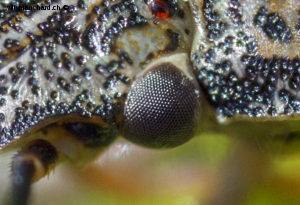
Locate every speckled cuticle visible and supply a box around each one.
[0,0,194,148]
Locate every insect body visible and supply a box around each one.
[190,0,300,149]
[0,0,198,204]
[0,0,299,204]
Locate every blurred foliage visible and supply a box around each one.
[2,133,300,204]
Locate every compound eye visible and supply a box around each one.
[124,63,199,148]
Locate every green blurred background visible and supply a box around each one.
[1,133,300,205]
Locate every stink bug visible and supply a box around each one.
[0,0,299,204]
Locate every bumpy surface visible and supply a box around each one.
[191,0,300,120]
[0,0,299,149]
[0,0,193,148]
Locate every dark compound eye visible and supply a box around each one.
[123,63,200,148]
[149,0,170,19]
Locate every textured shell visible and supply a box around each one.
[190,0,300,121]
[0,0,300,149]
[0,0,194,149]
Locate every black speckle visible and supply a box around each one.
[22,100,30,110]
[28,77,38,86]
[44,70,55,81]
[75,55,87,66]
[77,0,87,9]
[31,85,41,96]
[4,38,20,49]
[178,9,185,19]
[165,29,179,52]
[61,52,75,72]
[0,98,6,107]
[203,0,228,39]
[28,61,39,75]
[0,75,7,85]
[93,6,101,15]
[254,7,292,43]
[296,20,300,33]
[0,87,8,95]
[50,91,60,101]
[289,74,300,90]
[0,113,5,122]
[10,90,19,99]
[82,23,100,54]
[57,77,67,89]
[81,68,92,79]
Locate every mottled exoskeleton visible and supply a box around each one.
[0,0,299,204]
[0,0,199,204]
[190,0,300,149]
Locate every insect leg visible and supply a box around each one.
[6,121,119,205]
[9,139,58,205]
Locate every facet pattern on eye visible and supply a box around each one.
[124,63,199,148]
